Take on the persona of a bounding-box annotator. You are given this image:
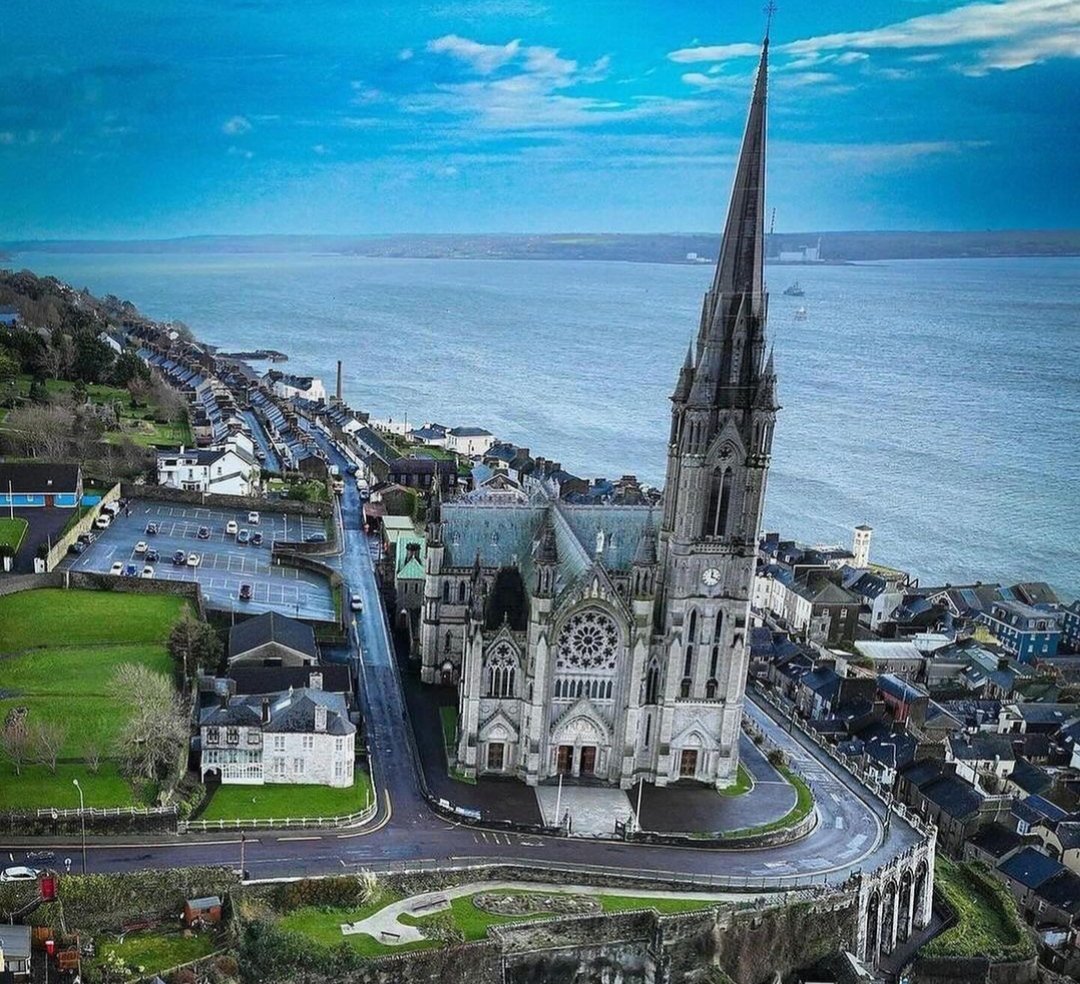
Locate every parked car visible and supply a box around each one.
[123,563,138,578]
[251,532,263,547]
[68,541,86,555]
[145,522,159,535]
[305,532,327,544]
[77,531,95,545]
[225,521,238,536]
[109,561,124,575]
[94,514,112,529]
[134,541,148,554]
[141,566,155,579]
[237,529,250,544]
[350,593,363,612]
[187,553,201,567]
[248,511,260,525]
[346,463,360,476]
[0,867,38,882]
[172,550,187,565]
[197,526,211,540]
[239,583,253,601]
[102,501,121,517]
[145,548,160,563]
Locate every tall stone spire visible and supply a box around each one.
[689,38,770,412]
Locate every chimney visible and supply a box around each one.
[314,704,327,733]
[310,671,323,691]
[261,697,270,724]
[336,360,343,402]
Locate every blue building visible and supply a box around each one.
[0,462,83,508]
[979,599,1062,663]
[1062,600,1080,654]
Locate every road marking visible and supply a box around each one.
[278,835,323,842]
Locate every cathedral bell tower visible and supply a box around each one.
[653,38,779,788]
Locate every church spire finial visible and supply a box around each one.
[763,1,777,43]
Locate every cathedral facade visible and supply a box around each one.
[418,41,778,790]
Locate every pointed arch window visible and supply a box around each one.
[687,609,698,643]
[709,646,719,678]
[458,581,467,603]
[442,581,450,603]
[706,679,718,699]
[444,630,452,653]
[645,662,660,704]
[683,646,694,678]
[704,468,734,538]
[486,643,517,698]
[713,612,723,643]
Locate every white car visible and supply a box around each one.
[95,514,112,529]
[350,593,363,612]
[102,501,121,516]
[110,561,124,575]
[0,866,37,882]
[187,553,201,567]
[134,541,148,554]
[141,565,155,579]
[247,511,260,525]
[225,521,238,536]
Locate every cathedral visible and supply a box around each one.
[418,40,778,790]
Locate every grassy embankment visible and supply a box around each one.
[199,771,374,821]
[0,589,189,810]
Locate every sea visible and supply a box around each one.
[9,251,1080,601]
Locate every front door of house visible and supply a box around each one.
[679,749,698,778]
[557,745,573,774]
[579,745,597,776]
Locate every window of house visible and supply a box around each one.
[206,727,220,745]
[335,738,344,752]
[226,727,239,744]
[273,757,285,776]
[273,735,286,751]
[293,757,305,774]
[302,735,314,750]
[334,760,344,779]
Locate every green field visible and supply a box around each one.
[97,929,217,976]
[199,771,374,821]
[0,517,28,552]
[0,589,188,809]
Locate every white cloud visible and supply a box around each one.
[227,145,254,159]
[680,72,748,91]
[312,144,328,155]
[222,115,252,135]
[350,82,385,105]
[399,48,414,61]
[796,139,991,167]
[426,34,522,74]
[668,42,761,64]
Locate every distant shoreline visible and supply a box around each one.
[3,229,1079,265]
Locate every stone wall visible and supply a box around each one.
[44,482,121,570]
[122,482,333,518]
[65,569,206,618]
[910,954,1040,984]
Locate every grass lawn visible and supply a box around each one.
[717,763,753,798]
[439,705,476,785]
[283,889,719,959]
[0,588,188,652]
[199,770,374,821]
[0,517,28,551]
[106,417,192,448]
[921,858,1034,961]
[0,589,188,810]
[97,929,217,975]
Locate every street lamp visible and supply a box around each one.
[71,779,87,874]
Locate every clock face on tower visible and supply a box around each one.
[701,567,721,587]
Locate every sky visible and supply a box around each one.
[1,0,1078,239]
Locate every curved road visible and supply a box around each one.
[1,427,924,889]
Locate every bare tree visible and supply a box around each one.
[29,720,67,775]
[0,712,33,777]
[1,404,76,459]
[84,741,102,775]
[111,664,189,781]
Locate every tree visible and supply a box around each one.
[73,332,114,383]
[111,663,188,781]
[168,612,224,680]
[111,351,149,387]
[28,720,66,775]
[84,741,102,775]
[0,713,33,777]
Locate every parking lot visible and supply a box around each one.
[63,499,337,621]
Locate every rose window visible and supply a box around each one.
[557,610,619,670]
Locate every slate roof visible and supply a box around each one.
[998,846,1065,889]
[878,673,928,703]
[0,924,31,959]
[948,733,1016,762]
[801,666,841,700]
[1054,822,1080,851]
[920,774,984,820]
[263,688,353,735]
[228,611,317,659]
[967,823,1027,860]
[389,457,456,476]
[1009,758,1053,796]
[1036,870,1080,915]
[448,426,492,437]
[228,665,351,696]
[1013,795,1069,826]
[900,759,945,789]
[0,461,81,493]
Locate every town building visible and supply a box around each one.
[199,687,355,787]
[0,924,32,980]
[388,456,457,493]
[228,611,319,667]
[445,426,495,456]
[1060,600,1080,653]
[979,599,1062,662]
[417,44,778,790]
[156,434,259,496]
[0,462,82,509]
[266,371,327,403]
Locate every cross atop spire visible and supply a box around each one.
[763,1,777,42]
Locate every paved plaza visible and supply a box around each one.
[63,498,336,620]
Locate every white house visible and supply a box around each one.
[754,570,813,631]
[269,373,327,403]
[157,433,260,496]
[445,426,495,456]
[199,687,356,787]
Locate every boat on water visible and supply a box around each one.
[783,281,805,296]
[794,306,808,321]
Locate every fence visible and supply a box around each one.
[36,805,177,820]
[178,798,377,833]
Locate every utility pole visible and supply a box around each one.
[239,830,246,879]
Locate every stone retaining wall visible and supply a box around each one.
[44,482,121,571]
[910,954,1040,984]
[121,482,333,518]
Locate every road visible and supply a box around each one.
[2,425,926,889]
